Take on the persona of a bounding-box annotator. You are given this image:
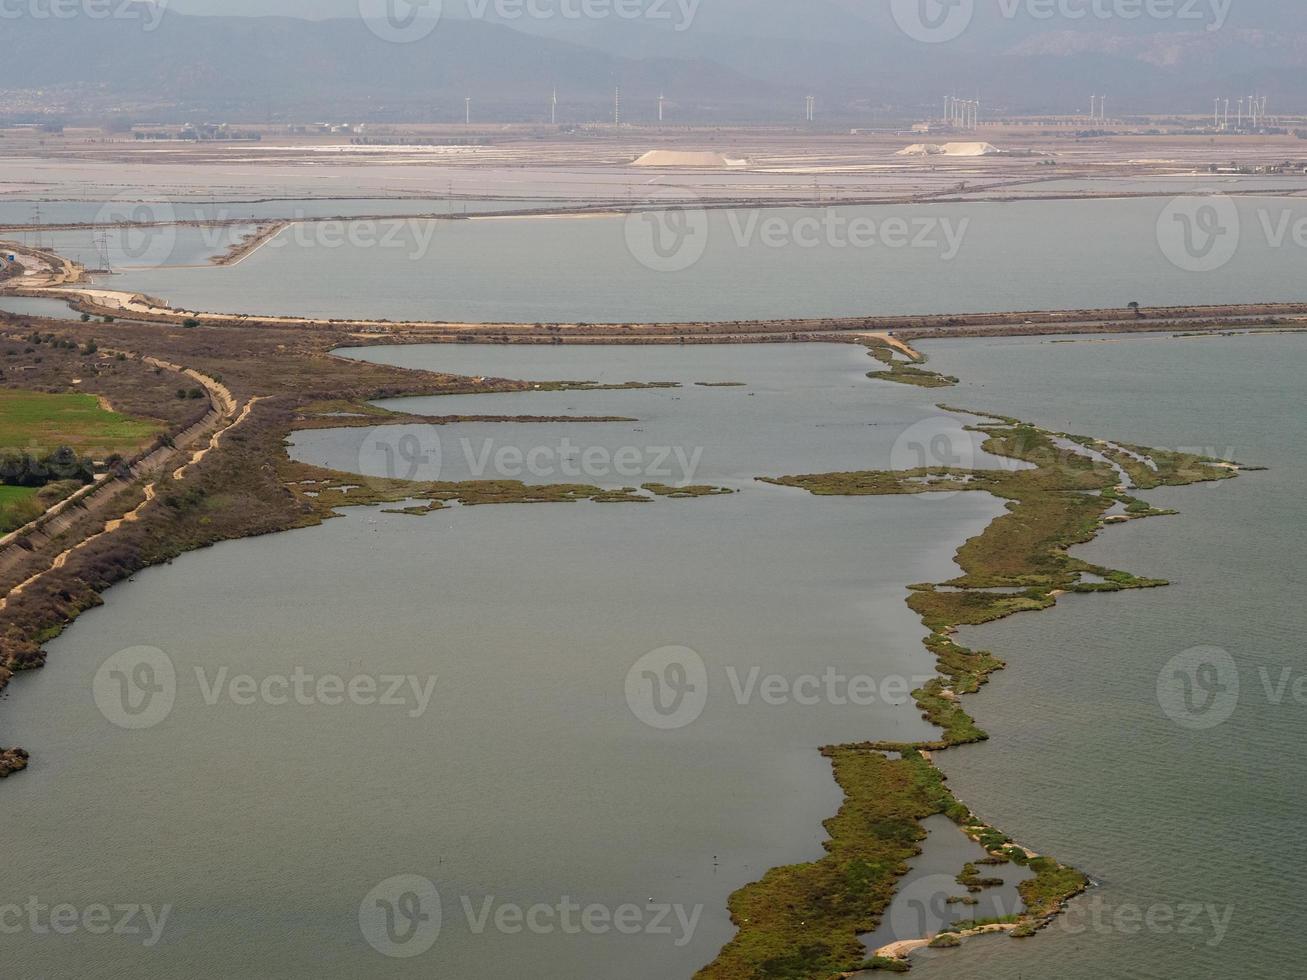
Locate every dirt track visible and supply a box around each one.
[0,350,245,611]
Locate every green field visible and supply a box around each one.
[0,485,41,533]
[0,390,160,457]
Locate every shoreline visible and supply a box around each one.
[4,182,1306,240]
[4,242,1307,346]
[0,244,1260,975]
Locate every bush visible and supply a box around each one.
[858,957,910,973]
[0,491,44,532]
[0,447,94,488]
[36,479,83,507]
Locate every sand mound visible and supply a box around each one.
[897,141,1002,157]
[631,150,746,168]
[942,141,1001,156]
[896,143,945,156]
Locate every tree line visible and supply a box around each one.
[0,447,96,488]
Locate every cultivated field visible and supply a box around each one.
[0,389,159,456]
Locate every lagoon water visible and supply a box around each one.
[28,225,262,269]
[106,197,1307,322]
[1,335,1302,978]
[0,296,83,320]
[0,343,1005,979]
[297,344,1018,489]
[907,331,1307,980]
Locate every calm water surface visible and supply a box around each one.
[1,336,1300,978]
[1,343,1004,979]
[301,344,1016,489]
[904,331,1307,980]
[107,197,1307,322]
[0,296,83,320]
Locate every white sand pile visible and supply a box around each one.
[631,150,747,168]
[942,141,1001,156]
[897,141,1003,157]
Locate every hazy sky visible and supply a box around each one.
[164,0,1285,28]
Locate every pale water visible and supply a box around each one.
[0,343,1005,979]
[1,336,1301,978]
[299,344,1018,489]
[905,331,1307,980]
[105,197,1307,322]
[0,296,84,320]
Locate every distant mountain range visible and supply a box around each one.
[3,1,1307,122]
